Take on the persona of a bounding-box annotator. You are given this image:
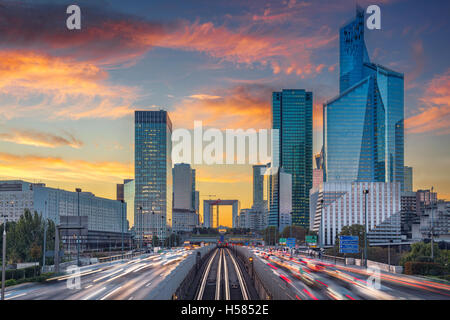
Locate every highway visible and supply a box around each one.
[4,249,192,300]
[250,247,450,300]
[195,247,256,300]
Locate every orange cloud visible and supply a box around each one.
[0,129,83,149]
[170,84,272,129]
[156,21,336,76]
[406,69,450,135]
[0,152,132,184]
[0,50,137,120]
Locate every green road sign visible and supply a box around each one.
[306,235,317,245]
[279,238,286,244]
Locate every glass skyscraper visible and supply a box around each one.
[324,7,404,189]
[271,89,313,228]
[135,110,172,241]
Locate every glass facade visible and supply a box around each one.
[271,89,313,228]
[135,110,172,240]
[324,8,404,190]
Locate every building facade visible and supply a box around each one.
[135,110,173,241]
[403,166,413,192]
[272,89,312,227]
[124,179,135,228]
[324,7,404,190]
[310,182,402,246]
[172,163,199,233]
[0,180,128,249]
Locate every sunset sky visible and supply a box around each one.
[0,0,449,227]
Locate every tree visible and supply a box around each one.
[164,233,180,247]
[2,209,56,264]
[280,226,307,241]
[30,242,42,276]
[152,235,160,247]
[262,226,279,246]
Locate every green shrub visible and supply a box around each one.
[404,261,445,276]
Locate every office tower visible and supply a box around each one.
[266,167,292,232]
[310,181,402,245]
[172,163,199,233]
[124,179,135,227]
[404,166,413,192]
[324,7,404,189]
[116,183,124,201]
[272,89,313,228]
[173,163,193,210]
[135,110,172,241]
[253,164,267,207]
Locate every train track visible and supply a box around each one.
[195,247,250,300]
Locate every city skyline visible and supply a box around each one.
[0,0,449,227]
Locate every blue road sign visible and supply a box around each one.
[220,235,224,242]
[339,235,359,253]
[286,238,296,248]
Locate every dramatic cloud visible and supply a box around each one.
[0,152,132,184]
[0,129,83,148]
[0,50,137,120]
[406,69,450,135]
[0,1,336,76]
[171,84,273,129]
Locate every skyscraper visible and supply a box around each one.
[135,110,172,240]
[252,164,266,207]
[404,166,413,192]
[272,89,313,227]
[172,163,199,232]
[324,7,404,189]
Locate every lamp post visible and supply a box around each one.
[320,199,324,249]
[76,188,81,267]
[139,206,143,252]
[1,215,7,301]
[120,200,124,260]
[363,189,369,268]
[42,200,47,269]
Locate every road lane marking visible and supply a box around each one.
[100,286,123,300]
[5,292,27,300]
[82,287,107,300]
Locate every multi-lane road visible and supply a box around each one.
[4,249,192,300]
[251,247,450,300]
[3,245,449,300]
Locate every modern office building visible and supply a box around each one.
[404,166,413,192]
[135,110,173,241]
[272,89,312,227]
[310,181,402,245]
[253,164,266,206]
[116,183,124,201]
[0,180,129,250]
[172,163,199,233]
[124,179,135,228]
[324,7,404,190]
[266,168,292,232]
[401,191,419,240]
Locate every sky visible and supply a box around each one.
[0,0,449,227]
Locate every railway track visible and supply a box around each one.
[195,247,250,300]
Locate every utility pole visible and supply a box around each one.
[121,200,124,260]
[363,189,369,268]
[42,201,47,269]
[139,206,143,252]
[76,188,81,267]
[54,225,60,274]
[2,216,7,301]
[430,187,435,261]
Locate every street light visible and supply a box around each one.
[76,188,81,267]
[120,200,125,260]
[1,215,7,301]
[363,189,369,268]
[42,200,47,269]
